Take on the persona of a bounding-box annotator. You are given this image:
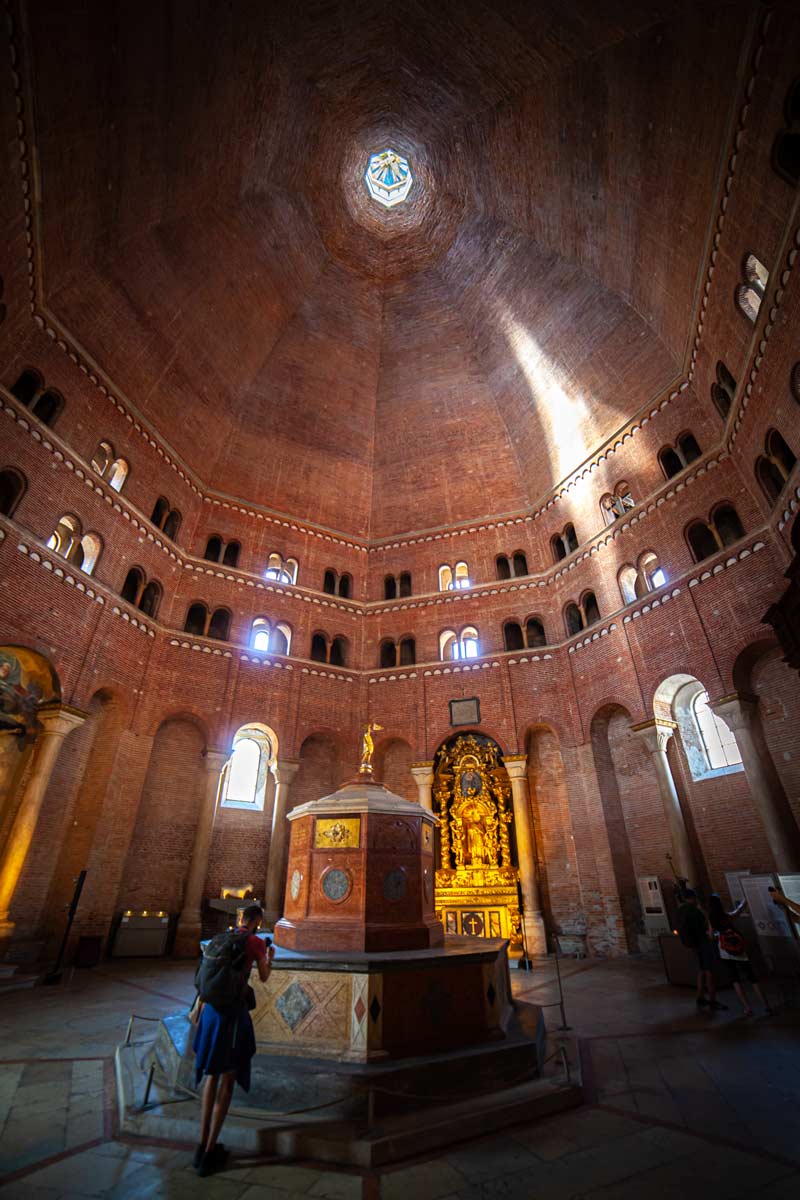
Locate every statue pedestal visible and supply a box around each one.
[274,778,442,953]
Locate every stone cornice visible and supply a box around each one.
[2,2,773,549]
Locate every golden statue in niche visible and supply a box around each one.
[433,734,521,949]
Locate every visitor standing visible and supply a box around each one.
[707,893,771,1017]
[676,889,727,1011]
[192,904,274,1176]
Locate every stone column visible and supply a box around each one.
[630,719,697,884]
[0,704,86,942]
[264,759,300,927]
[174,748,228,957]
[501,755,547,956]
[410,762,435,811]
[710,694,800,872]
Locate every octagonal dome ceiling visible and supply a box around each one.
[20,0,745,538]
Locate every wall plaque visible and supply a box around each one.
[449,697,480,726]
[321,867,352,903]
[315,817,361,849]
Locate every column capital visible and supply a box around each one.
[501,754,528,781]
[37,703,88,739]
[630,718,676,754]
[708,693,757,733]
[202,747,229,771]
[274,758,300,784]
[410,762,434,779]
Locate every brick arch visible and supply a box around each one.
[374,736,415,803]
[523,723,581,938]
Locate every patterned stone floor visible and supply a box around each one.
[0,955,798,1198]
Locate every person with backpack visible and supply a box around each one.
[192,904,274,1176]
[707,893,771,1018]
[676,889,727,1011]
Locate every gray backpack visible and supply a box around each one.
[195,930,249,1008]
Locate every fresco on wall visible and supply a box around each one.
[0,646,60,748]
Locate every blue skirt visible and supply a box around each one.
[193,1003,256,1092]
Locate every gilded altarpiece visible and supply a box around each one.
[434,735,522,950]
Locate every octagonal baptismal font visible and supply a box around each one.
[131,730,580,1165]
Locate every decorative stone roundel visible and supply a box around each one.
[382,867,407,902]
[290,868,303,901]
[365,149,413,207]
[321,867,352,903]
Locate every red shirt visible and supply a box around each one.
[236,928,267,976]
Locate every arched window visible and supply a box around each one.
[692,691,742,771]
[47,514,81,560]
[184,602,208,636]
[208,608,231,641]
[766,429,797,476]
[10,368,42,406]
[398,636,415,666]
[31,390,63,427]
[639,551,666,591]
[204,535,223,562]
[225,737,261,806]
[564,603,583,636]
[220,723,275,810]
[454,562,470,590]
[121,567,145,604]
[265,553,297,584]
[91,441,113,477]
[618,565,638,605]
[384,574,397,599]
[736,253,769,323]
[551,534,567,563]
[330,636,347,667]
[379,639,396,668]
[338,574,351,599]
[310,632,328,662]
[713,504,744,547]
[139,580,162,618]
[439,625,479,660]
[438,565,453,591]
[323,569,337,594]
[678,433,701,465]
[658,446,683,480]
[503,621,524,651]
[439,629,457,660]
[564,525,578,554]
[460,627,479,658]
[0,467,26,517]
[525,617,546,647]
[687,520,718,562]
[222,541,240,568]
[79,533,102,576]
[252,617,271,651]
[512,551,528,576]
[496,555,511,580]
[756,456,787,505]
[163,509,181,540]
[399,572,412,597]
[273,623,291,655]
[151,497,169,528]
[712,361,736,419]
[107,458,128,492]
[582,592,600,626]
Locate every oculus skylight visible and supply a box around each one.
[365,149,413,207]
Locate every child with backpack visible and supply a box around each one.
[707,893,771,1018]
[192,904,274,1176]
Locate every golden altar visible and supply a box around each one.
[433,734,522,951]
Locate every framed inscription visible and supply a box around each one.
[314,817,361,849]
[449,697,480,726]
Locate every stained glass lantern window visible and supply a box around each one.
[365,149,413,207]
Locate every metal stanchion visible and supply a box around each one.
[516,881,532,970]
[42,870,87,986]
